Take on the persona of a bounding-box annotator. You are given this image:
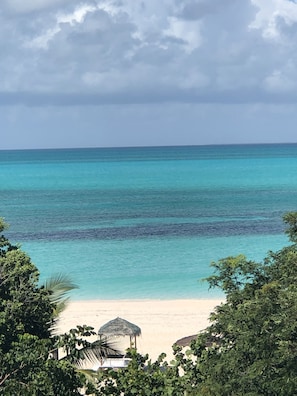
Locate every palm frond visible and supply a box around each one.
[73,337,122,368]
[44,273,78,317]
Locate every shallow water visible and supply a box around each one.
[0,144,295,299]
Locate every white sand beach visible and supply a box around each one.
[56,299,223,362]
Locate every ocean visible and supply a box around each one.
[0,144,296,300]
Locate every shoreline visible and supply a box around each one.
[56,298,224,361]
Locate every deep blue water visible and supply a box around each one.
[0,144,296,299]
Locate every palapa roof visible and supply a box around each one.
[175,334,218,348]
[98,317,141,337]
[174,334,197,347]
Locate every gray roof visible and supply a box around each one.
[98,317,141,337]
[174,334,197,347]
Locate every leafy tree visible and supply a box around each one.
[96,346,202,396]
[187,212,297,395]
[58,324,120,367]
[0,218,122,395]
[97,350,173,396]
[0,218,88,395]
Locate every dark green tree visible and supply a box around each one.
[0,219,87,395]
[188,212,297,395]
[96,345,201,395]
[96,349,182,396]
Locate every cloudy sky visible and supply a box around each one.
[1,0,297,149]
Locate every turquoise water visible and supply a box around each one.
[0,144,296,300]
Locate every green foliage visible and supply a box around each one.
[44,273,78,317]
[283,212,297,243]
[58,325,97,362]
[57,324,120,368]
[0,333,84,396]
[0,219,87,395]
[0,249,53,353]
[96,347,202,396]
[187,211,297,395]
[97,350,171,396]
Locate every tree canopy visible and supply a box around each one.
[0,219,86,395]
[184,212,297,395]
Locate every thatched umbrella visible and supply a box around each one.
[174,334,197,347]
[98,317,141,349]
[175,334,219,348]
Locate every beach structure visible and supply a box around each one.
[98,317,141,349]
[174,334,197,348]
[89,317,141,370]
[175,333,221,349]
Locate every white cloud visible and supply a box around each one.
[25,26,60,50]
[25,4,98,49]
[57,4,97,25]
[250,0,297,40]
[164,17,202,53]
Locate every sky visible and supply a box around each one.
[2,0,297,149]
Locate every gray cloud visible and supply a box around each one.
[177,0,235,20]
[0,0,73,14]
[0,0,297,106]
